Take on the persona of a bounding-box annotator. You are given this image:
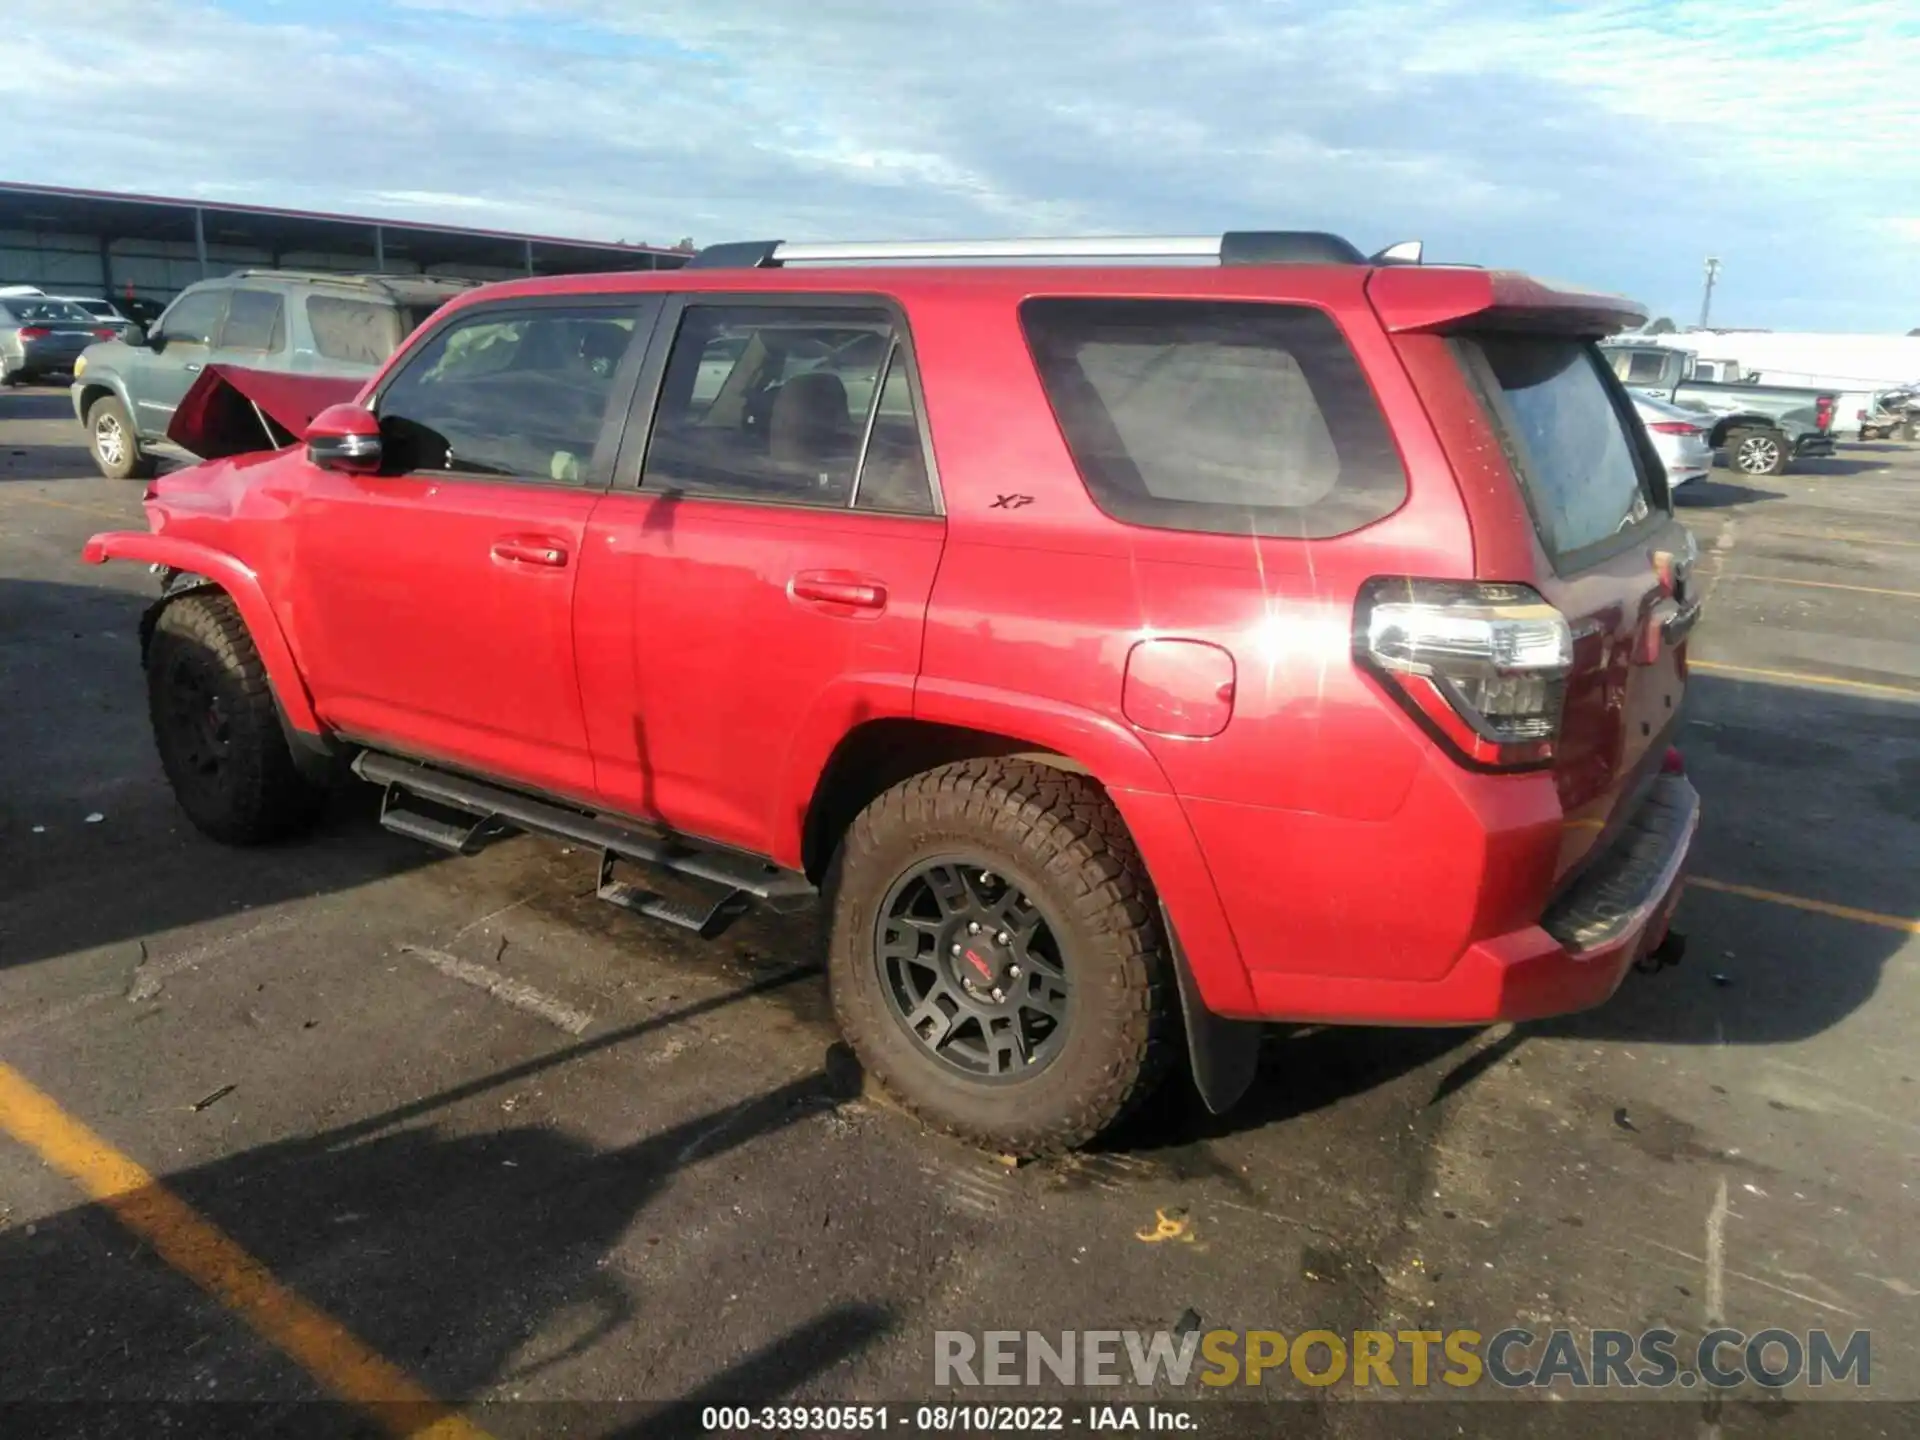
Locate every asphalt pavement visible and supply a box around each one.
[1,382,1915,1438]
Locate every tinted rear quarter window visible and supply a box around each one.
[1463,335,1654,560]
[1020,298,1406,538]
[307,295,402,365]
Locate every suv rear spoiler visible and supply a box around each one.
[166,365,365,460]
[1367,267,1647,337]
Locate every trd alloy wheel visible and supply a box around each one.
[875,860,1071,1080]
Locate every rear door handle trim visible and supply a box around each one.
[790,570,887,611]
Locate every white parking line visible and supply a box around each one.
[399,944,593,1036]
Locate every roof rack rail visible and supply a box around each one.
[685,231,1372,269]
[224,268,479,288]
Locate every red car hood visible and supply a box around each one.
[165,365,366,459]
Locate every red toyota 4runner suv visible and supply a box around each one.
[85,231,1700,1154]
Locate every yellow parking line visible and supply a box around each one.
[0,1060,491,1439]
[0,493,135,522]
[1689,877,1920,936]
[1728,574,1920,602]
[1757,528,1920,551]
[1689,659,1920,700]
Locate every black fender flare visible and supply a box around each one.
[140,569,341,785]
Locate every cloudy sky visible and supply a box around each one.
[4,0,1916,330]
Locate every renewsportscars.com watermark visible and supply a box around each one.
[935,1327,1872,1391]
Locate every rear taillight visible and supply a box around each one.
[1815,396,1834,431]
[92,327,116,341]
[1648,421,1702,436]
[1355,579,1574,771]
[16,326,50,340]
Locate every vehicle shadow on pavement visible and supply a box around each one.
[0,1006,892,1417]
[1537,671,1912,1047]
[1106,1022,1482,1154]
[1675,478,1785,509]
[1,577,443,980]
[0,388,80,422]
[1793,454,1905,477]
[0,443,99,481]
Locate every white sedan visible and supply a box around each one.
[1631,389,1712,490]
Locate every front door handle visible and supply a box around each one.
[491,535,571,568]
[184,363,202,373]
[790,570,887,611]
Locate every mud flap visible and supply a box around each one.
[1164,910,1262,1115]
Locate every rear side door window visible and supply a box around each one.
[217,288,286,356]
[374,304,643,482]
[1020,298,1406,538]
[640,303,937,514]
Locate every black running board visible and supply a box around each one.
[354,752,814,933]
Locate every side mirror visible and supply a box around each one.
[305,403,383,474]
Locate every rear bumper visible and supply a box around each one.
[1794,434,1836,458]
[15,341,88,374]
[1245,775,1700,1025]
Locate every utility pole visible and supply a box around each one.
[1698,256,1721,330]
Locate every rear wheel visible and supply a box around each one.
[1728,428,1789,477]
[827,758,1175,1155]
[87,394,156,480]
[146,592,326,845]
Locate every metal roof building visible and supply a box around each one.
[0,181,688,308]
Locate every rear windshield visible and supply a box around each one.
[1020,298,1407,538]
[8,300,93,325]
[1463,336,1654,559]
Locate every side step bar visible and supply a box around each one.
[597,851,751,940]
[354,752,815,933]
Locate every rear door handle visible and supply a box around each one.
[790,570,887,611]
[183,363,202,373]
[491,535,571,568]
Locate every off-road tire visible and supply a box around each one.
[1727,427,1789,477]
[827,758,1176,1155]
[146,591,326,845]
[86,393,157,480]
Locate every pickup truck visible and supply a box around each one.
[1600,342,1836,475]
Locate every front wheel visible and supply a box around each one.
[146,592,327,845]
[87,393,157,480]
[827,759,1175,1155]
[1727,428,1790,477]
